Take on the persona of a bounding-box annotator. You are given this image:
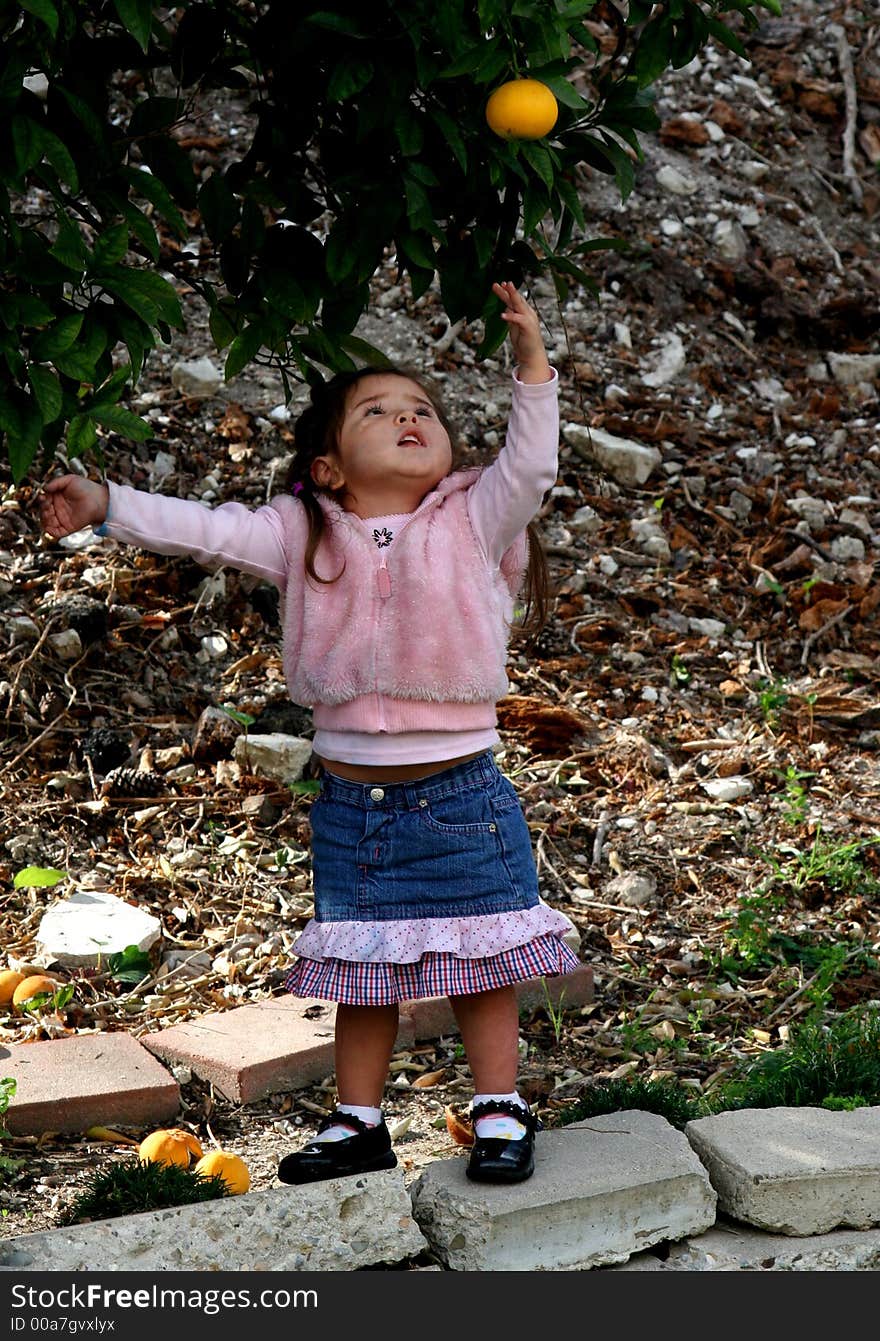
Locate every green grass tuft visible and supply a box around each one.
[62,1158,231,1225]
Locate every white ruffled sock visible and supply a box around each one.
[313,1104,382,1143]
[472,1091,529,1140]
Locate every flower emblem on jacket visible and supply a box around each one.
[373,527,393,548]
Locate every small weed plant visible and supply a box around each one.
[0,1077,24,1180]
[62,1159,232,1225]
[554,1006,880,1130]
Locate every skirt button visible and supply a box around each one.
[369,787,385,801]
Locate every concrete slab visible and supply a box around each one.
[411,1110,716,1271]
[686,1105,880,1235]
[605,1217,880,1271]
[0,1170,427,1272]
[142,996,415,1103]
[1,1033,179,1136]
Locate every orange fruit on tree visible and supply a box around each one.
[11,974,62,1010]
[0,970,26,1005]
[194,1149,250,1194]
[485,78,558,141]
[138,1127,204,1167]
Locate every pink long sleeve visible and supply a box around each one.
[99,482,290,588]
[467,368,559,568]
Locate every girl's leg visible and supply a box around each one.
[334,1002,399,1105]
[450,986,536,1182]
[449,985,518,1092]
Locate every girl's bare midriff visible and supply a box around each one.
[314,749,487,783]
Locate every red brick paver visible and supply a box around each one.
[142,996,417,1104]
[2,1033,179,1136]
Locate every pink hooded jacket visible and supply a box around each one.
[99,370,559,739]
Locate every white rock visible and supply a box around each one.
[570,505,603,534]
[58,528,104,553]
[8,616,40,643]
[199,634,228,659]
[234,732,313,784]
[656,164,698,195]
[787,495,829,529]
[641,332,687,387]
[713,219,748,261]
[831,535,866,562]
[148,451,176,486]
[660,218,684,237]
[689,617,726,639]
[705,121,725,142]
[36,889,163,968]
[598,554,619,577]
[171,356,223,397]
[753,378,793,406]
[700,776,753,802]
[47,629,83,661]
[605,872,658,907]
[827,353,880,387]
[739,160,769,182]
[562,424,662,487]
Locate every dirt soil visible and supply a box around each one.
[1,0,880,1241]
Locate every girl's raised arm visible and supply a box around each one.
[467,282,559,569]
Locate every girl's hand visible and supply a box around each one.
[39,475,109,538]
[492,281,552,384]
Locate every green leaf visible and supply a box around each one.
[13,866,67,888]
[124,167,188,239]
[521,142,555,194]
[49,214,91,272]
[52,319,107,381]
[338,335,395,368]
[112,0,153,52]
[20,0,59,37]
[89,365,132,412]
[30,313,83,361]
[67,414,98,458]
[92,406,152,441]
[327,56,374,102]
[705,16,749,60]
[198,174,240,244]
[225,323,266,380]
[92,224,130,270]
[106,944,152,983]
[27,365,63,423]
[119,200,160,261]
[37,126,79,192]
[99,268,184,329]
[11,115,43,178]
[428,106,468,174]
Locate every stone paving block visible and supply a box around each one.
[686,1105,880,1236]
[401,964,593,1041]
[142,996,416,1103]
[411,1109,716,1271]
[605,1217,880,1271]
[1,1034,179,1136]
[0,1170,427,1272]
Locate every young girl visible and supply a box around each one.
[40,281,580,1186]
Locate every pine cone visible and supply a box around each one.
[101,767,166,798]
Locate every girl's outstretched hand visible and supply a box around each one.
[492,281,552,384]
[39,475,109,539]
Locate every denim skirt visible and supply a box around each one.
[285,750,580,1005]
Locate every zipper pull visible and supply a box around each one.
[377,562,392,598]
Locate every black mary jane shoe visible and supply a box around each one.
[277,1109,397,1185]
[466,1099,542,1184]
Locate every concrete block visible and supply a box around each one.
[686,1105,880,1235]
[142,996,415,1103]
[0,1170,427,1272]
[411,1110,716,1271]
[607,1218,880,1271]
[2,1034,179,1136]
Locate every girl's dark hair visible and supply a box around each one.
[283,363,551,650]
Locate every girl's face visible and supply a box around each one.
[310,374,453,517]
